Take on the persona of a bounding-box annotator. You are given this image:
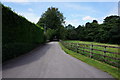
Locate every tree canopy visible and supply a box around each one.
[37,7,65,41]
[37,7,65,30]
[62,15,120,44]
[37,6,119,44]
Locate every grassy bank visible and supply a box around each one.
[61,41,120,68]
[59,42,120,80]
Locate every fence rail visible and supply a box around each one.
[61,41,120,68]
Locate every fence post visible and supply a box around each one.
[90,44,93,58]
[76,43,79,53]
[82,44,84,54]
[104,46,107,62]
[70,43,72,50]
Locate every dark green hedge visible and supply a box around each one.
[2,4,45,62]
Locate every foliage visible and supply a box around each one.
[63,15,120,44]
[59,42,120,79]
[37,7,65,40]
[37,7,65,29]
[62,40,120,68]
[59,26,67,40]
[45,28,56,41]
[2,4,45,62]
[65,24,77,40]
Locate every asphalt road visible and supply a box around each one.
[3,42,113,78]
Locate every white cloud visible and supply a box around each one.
[19,12,40,23]
[82,16,96,21]
[82,16,104,24]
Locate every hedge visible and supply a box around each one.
[2,4,45,62]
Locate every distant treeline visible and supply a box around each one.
[64,16,120,44]
[2,4,45,62]
[37,7,120,44]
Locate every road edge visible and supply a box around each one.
[59,42,120,80]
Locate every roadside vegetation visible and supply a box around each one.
[2,3,120,79]
[60,40,120,67]
[59,42,120,79]
[2,4,45,62]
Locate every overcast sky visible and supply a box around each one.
[2,2,118,27]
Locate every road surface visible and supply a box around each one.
[3,42,113,78]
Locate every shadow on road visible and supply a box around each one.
[3,42,52,70]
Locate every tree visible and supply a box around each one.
[80,20,99,41]
[92,20,98,24]
[75,25,86,40]
[37,7,65,30]
[65,24,77,40]
[85,22,91,28]
[62,15,119,44]
[65,24,75,30]
[93,15,120,44]
[45,28,56,41]
[103,15,120,44]
[37,7,65,40]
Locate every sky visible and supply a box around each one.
[2,2,118,27]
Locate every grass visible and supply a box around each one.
[62,40,120,67]
[59,42,120,80]
[65,40,120,46]
[65,40,120,53]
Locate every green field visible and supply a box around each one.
[61,40,120,68]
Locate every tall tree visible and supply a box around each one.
[37,7,65,40]
[37,7,65,30]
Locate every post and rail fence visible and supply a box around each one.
[60,41,120,68]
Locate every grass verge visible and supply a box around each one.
[59,42,120,80]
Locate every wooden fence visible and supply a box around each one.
[61,41,120,68]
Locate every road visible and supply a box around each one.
[3,42,113,78]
